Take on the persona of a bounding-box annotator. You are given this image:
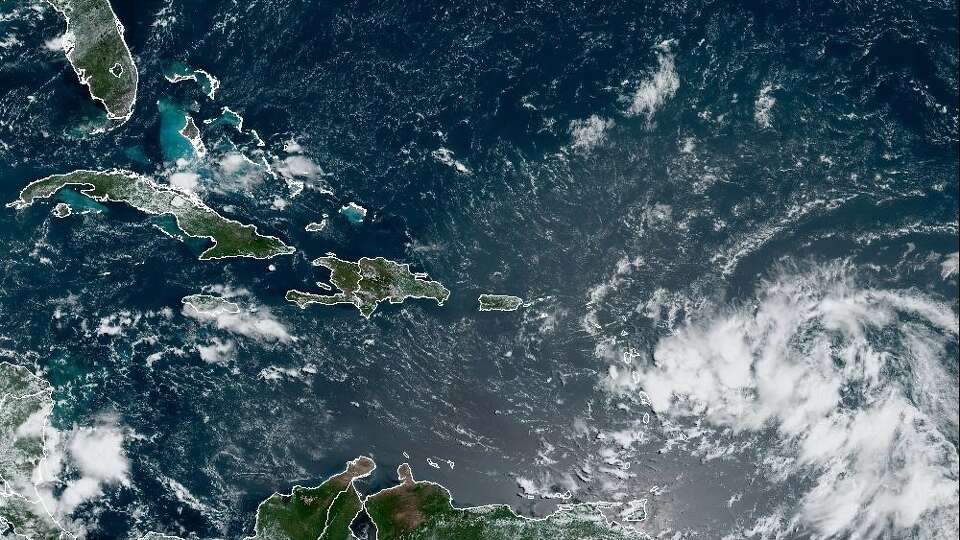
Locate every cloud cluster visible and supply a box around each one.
[625,40,679,121]
[57,425,129,515]
[181,286,295,343]
[26,418,131,522]
[754,84,776,128]
[620,262,959,538]
[568,115,615,154]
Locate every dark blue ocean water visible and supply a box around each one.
[0,1,957,538]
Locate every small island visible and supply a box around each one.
[304,216,328,232]
[179,115,206,157]
[286,255,450,318]
[478,294,524,312]
[247,456,375,540]
[8,169,295,260]
[46,0,138,124]
[163,61,220,99]
[339,202,367,224]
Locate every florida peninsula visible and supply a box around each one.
[47,0,138,124]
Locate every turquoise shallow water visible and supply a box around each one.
[56,188,107,214]
[157,97,196,164]
[339,204,366,225]
[0,1,956,539]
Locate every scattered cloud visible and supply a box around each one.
[568,116,615,154]
[754,84,777,128]
[625,40,679,121]
[276,155,320,179]
[941,252,958,280]
[431,148,471,175]
[182,286,295,343]
[195,337,236,364]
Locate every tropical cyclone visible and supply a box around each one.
[46,0,138,124]
[8,169,295,260]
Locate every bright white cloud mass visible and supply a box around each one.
[610,262,959,538]
[625,40,680,121]
[22,415,131,526]
[181,285,295,343]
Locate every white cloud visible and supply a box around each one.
[96,311,138,336]
[196,337,236,364]
[568,115,614,154]
[0,34,20,49]
[216,152,266,192]
[68,425,129,483]
[941,252,958,280]
[168,171,199,193]
[625,40,679,121]
[277,155,320,178]
[283,139,304,153]
[431,148,471,175]
[44,34,68,51]
[624,262,959,538]
[755,84,776,128]
[59,476,104,515]
[32,421,130,519]
[182,288,295,343]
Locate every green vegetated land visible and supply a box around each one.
[286,255,450,317]
[47,0,139,122]
[0,362,64,539]
[248,456,375,540]
[8,169,295,260]
[245,459,644,540]
[477,294,524,312]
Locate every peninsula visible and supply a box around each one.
[365,463,643,540]
[0,362,64,539]
[46,0,138,124]
[247,456,375,540]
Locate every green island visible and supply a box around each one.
[0,362,63,539]
[477,294,524,312]
[7,169,295,260]
[247,456,375,540]
[46,0,138,124]
[181,293,241,315]
[286,255,450,318]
